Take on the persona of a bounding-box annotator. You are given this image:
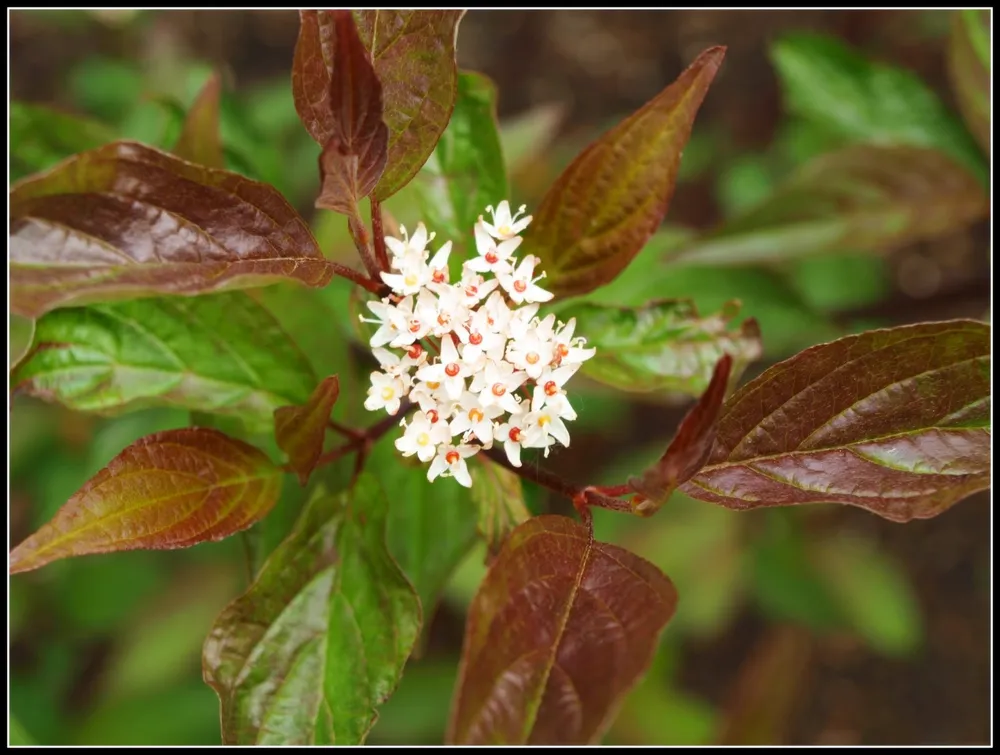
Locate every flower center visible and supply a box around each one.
[404,273,419,287]
[556,343,569,358]
[508,427,522,442]
[465,284,478,298]
[416,432,430,446]
[487,316,495,326]
[407,343,423,359]
[513,279,527,293]
[544,380,558,396]
[525,351,540,365]
[469,331,483,345]
[445,363,461,377]
[485,250,499,264]
[498,224,512,237]
[538,414,551,427]
[427,381,441,390]
[445,450,460,465]
[468,408,484,423]
[432,269,446,283]
[427,409,439,423]
[408,319,422,333]
[437,313,450,326]
[491,383,506,397]
[380,386,395,401]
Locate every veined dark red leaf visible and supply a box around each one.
[353,10,465,200]
[522,47,724,300]
[447,515,677,745]
[173,72,225,168]
[203,474,421,745]
[10,141,331,318]
[295,11,388,215]
[8,428,282,574]
[683,321,991,522]
[628,355,733,515]
[274,375,341,485]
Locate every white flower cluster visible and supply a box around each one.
[362,201,596,487]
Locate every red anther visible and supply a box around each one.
[556,343,570,358]
[469,332,483,345]
[408,319,422,333]
[432,269,446,283]
[445,450,460,465]
[544,380,558,396]
[513,280,527,293]
[485,250,499,264]
[407,344,423,359]
[465,285,478,297]
[445,363,461,377]
[491,383,506,397]
[427,409,439,423]
[508,427,522,442]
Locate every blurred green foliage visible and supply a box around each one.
[8,9,984,747]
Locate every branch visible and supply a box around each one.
[328,261,388,296]
[313,401,414,469]
[482,447,634,520]
[370,197,389,271]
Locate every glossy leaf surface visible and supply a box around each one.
[9,428,282,574]
[448,515,677,744]
[10,141,331,318]
[203,475,421,745]
[683,321,991,521]
[274,376,341,485]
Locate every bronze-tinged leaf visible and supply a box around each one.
[203,474,421,745]
[9,428,282,574]
[447,515,678,745]
[10,141,331,318]
[296,11,388,214]
[522,47,724,300]
[628,355,733,515]
[353,10,465,200]
[682,321,991,522]
[672,144,989,266]
[173,73,225,168]
[947,9,990,157]
[274,375,341,485]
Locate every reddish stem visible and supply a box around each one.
[347,212,380,279]
[370,197,389,272]
[329,261,386,295]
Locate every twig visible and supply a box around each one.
[370,197,389,271]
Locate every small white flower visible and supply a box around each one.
[456,268,499,308]
[530,364,580,420]
[466,220,521,275]
[427,240,453,285]
[472,359,526,415]
[458,306,507,365]
[427,443,478,487]
[387,290,436,348]
[373,345,427,376]
[361,298,408,348]
[449,391,504,447]
[522,401,571,453]
[506,320,556,380]
[386,223,431,267]
[395,411,452,462]
[493,408,532,467]
[551,317,597,367]
[498,255,553,305]
[482,201,532,240]
[364,371,408,415]
[415,336,472,401]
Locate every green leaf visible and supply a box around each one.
[947,9,990,156]
[673,144,988,266]
[683,320,991,522]
[770,32,986,185]
[10,141,331,318]
[10,712,37,746]
[468,456,529,556]
[499,102,565,176]
[448,515,678,744]
[9,428,282,574]
[523,47,724,299]
[11,292,317,432]
[9,101,116,182]
[810,532,923,656]
[560,299,761,396]
[203,474,421,745]
[172,72,225,169]
[414,71,509,257]
[274,376,341,485]
[373,435,480,622]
